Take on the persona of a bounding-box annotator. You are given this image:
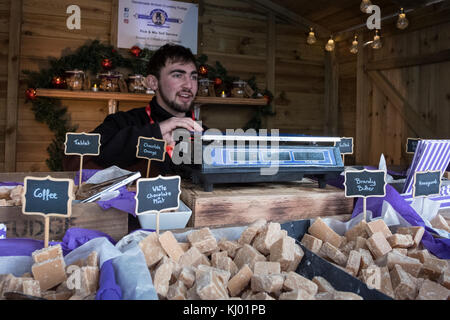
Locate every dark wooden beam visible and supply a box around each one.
[324,50,339,136]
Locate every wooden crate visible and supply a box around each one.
[181,179,354,228]
[0,171,128,242]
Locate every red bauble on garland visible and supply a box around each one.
[214,77,222,86]
[25,88,37,100]
[52,76,65,88]
[130,46,142,57]
[101,58,113,70]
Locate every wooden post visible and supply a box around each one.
[265,12,276,130]
[110,0,118,47]
[324,49,339,136]
[4,0,23,172]
[44,216,50,248]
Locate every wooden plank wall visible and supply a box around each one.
[0,0,9,172]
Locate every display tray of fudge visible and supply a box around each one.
[0,245,99,300]
[139,219,365,300]
[302,217,449,300]
[0,185,24,206]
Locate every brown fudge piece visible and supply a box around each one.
[32,244,63,264]
[354,236,368,250]
[179,246,204,268]
[251,274,284,294]
[197,265,231,285]
[269,236,295,271]
[387,234,414,249]
[252,222,284,255]
[333,291,363,300]
[308,218,343,248]
[279,289,313,300]
[22,279,41,297]
[196,269,229,300]
[312,276,336,294]
[358,248,374,269]
[365,219,392,238]
[167,280,187,300]
[390,264,418,300]
[345,250,362,277]
[187,228,218,254]
[379,266,395,298]
[300,233,323,254]
[287,243,304,272]
[421,257,448,281]
[345,220,369,241]
[340,240,356,256]
[227,264,253,297]
[217,239,241,259]
[85,251,98,267]
[416,279,449,300]
[2,275,24,295]
[438,269,450,289]
[153,261,173,298]
[32,257,67,291]
[254,261,281,276]
[248,292,275,300]
[407,249,430,263]
[211,251,228,267]
[156,256,182,283]
[159,231,185,263]
[393,248,408,256]
[213,254,238,277]
[238,218,267,245]
[397,226,425,248]
[430,214,450,232]
[366,232,392,259]
[178,267,196,289]
[319,242,348,266]
[360,265,381,290]
[385,251,422,277]
[139,232,166,268]
[283,271,318,296]
[77,266,99,296]
[233,244,266,270]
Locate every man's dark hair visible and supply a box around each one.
[147,43,197,79]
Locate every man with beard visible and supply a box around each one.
[62,44,204,177]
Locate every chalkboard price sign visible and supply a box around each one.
[413,170,441,198]
[136,136,166,162]
[406,138,420,154]
[135,175,181,215]
[344,169,387,198]
[335,137,354,155]
[64,132,101,156]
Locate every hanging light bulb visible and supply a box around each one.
[360,0,372,13]
[350,35,359,54]
[371,29,382,49]
[396,8,409,30]
[325,36,335,52]
[306,27,317,45]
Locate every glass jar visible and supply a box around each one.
[128,74,146,93]
[198,78,213,97]
[65,70,85,90]
[231,80,246,98]
[97,71,123,92]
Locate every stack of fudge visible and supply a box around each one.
[140,219,364,300]
[302,217,449,300]
[0,185,23,206]
[0,244,99,300]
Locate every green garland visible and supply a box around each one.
[24,40,273,171]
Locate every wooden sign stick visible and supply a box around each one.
[146,159,151,178]
[363,197,367,222]
[79,155,83,187]
[44,216,50,248]
[342,154,345,165]
[156,211,160,236]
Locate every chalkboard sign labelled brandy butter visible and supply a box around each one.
[413,170,441,198]
[406,138,421,154]
[22,176,74,247]
[135,175,181,235]
[344,169,386,221]
[136,136,167,178]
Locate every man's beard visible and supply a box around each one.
[159,87,194,114]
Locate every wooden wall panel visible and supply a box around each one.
[0,0,9,172]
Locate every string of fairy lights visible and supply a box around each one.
[305,0,411,53]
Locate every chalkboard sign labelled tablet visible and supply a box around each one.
[136,136,167,178]
[335,137,354,155]
[413,170,441,198]
[406,138,421,154]
[135,175,181,235]
[22,176,74,247]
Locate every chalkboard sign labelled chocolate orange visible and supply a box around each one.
[413,170,441,198]
[136,136,167,178]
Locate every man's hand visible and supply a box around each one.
[159,117,203,146]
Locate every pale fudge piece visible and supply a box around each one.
[379,266,395,299]
[333,291,363,300]
[200,254,211,267]
[319,242,347,266]
[252,222,284,255]
[196,265,231,285]
[187,228,218,254]
[365,219,392,238]
[179,246,204,268]
[159,231,185,263]
[227,264,253,297]
[360,265,381,290]
[416,279,449,300]
[392,248,408,256]
[387,234,414,249]
[315,292,335,300]
[139,232,166,268]
[308,218,343,248]
[251,274,284,294]
[407,249,430,263]
[10,185,23,205]
[287,244,304,272]
[279,289,313,300]
[269,236,295,271]
[300,233,323,254]
[254,261,281,276]
[211,251,228,267]
[233,244,266,270]
[312,276,336,294]
[238,218,267,245]
[217,239,241,259]
[345,220,369,241]
[178,242,190,252]
[167,280,187,300]
[2,275,24,294]
[21,272,32,278]
[32,244,63,264]
[385,251,422,277]
[186,284,200,300]
[42,290,73,300]
[153,261,173,298]
[390,264,418,300]
[77,266,99,296]
[345,250,362,277]
[32,257,67,291]
[213,254,238,278]
[438,270,450,289]
[340,240,356,256]
[354,236,368,250]
[196,269,229,300]
[421,257,448,281]
[283,272,318,296]
[178,267,196,289]
[430,214,450,232]
[240,289,253,300]
[397,226,425,248]
[366,232,392,259]
[248,292,275,300]
[85,251,99,267]
[358,248,374,269]
[22,279,41,297]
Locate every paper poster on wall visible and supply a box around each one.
[117,0,198,54]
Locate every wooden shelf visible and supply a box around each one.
[35,88,267,106]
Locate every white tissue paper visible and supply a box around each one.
[0,224,6,239]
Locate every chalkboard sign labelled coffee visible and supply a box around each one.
[136,136,167,178]
[22,176,74,248]
[413,170,441,198]
[335,137,354,155]
[135,175,181,235]
[64,132,101,156]
[406,138,421,154]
